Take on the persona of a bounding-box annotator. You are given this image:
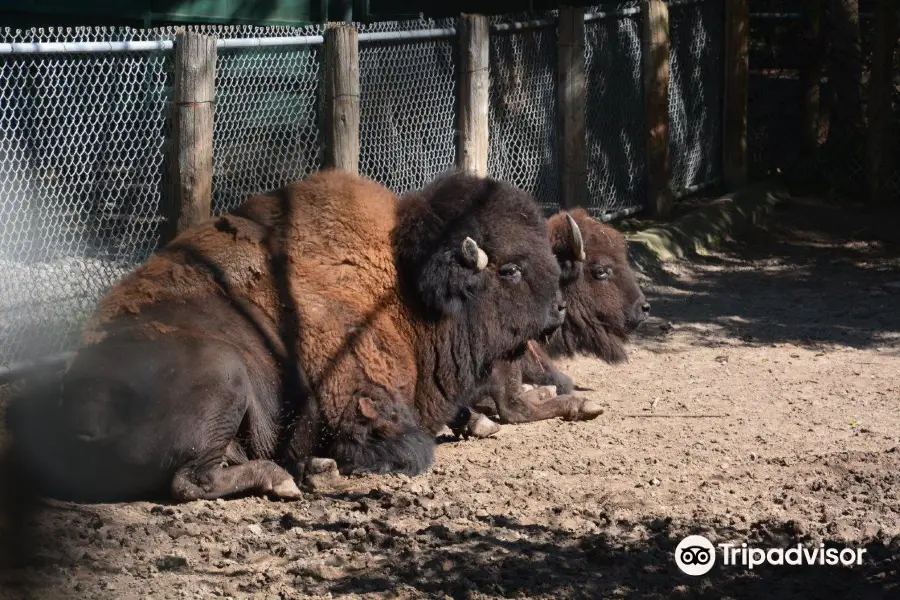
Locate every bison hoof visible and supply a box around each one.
[468,413,501,438]
[436,425,455,438]
[561,397,605,422]
[578,400,604,420]
[303,457,349,492]
[272,477,304,500]
[307,457,339,476]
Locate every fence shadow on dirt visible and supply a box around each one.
[3,499,896,599]
[635,196,900,351]
[303,513,897,599]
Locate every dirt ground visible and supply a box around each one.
[1,195,899,599]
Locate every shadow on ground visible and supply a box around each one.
[4,500,897,600]
[309,515,898,599]
[635,196,900,351]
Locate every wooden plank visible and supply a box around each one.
[865,0,898,204]
[557,5,587,209]
[458,13,489,176]
[722,0,749,189]
[168,30,216,239]
[641,0,672,217]
[800,0,823,155]
[324,23,360,174]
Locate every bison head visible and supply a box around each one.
[546,208,649,363]
[392,172,565,365]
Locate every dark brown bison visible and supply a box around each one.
[5,170,566,502]
[449,208,649,437]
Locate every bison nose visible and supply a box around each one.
[627,298,650,330]
[542,292,567,334]
[74,430,102,443]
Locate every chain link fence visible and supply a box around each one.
[213,27,325,214]
[358,18,458,193]
[0,28,172,365]
[747,4,899,200]
[487,13,560,214]
[668,0,725,197]
[0,1,729,368]
[584,3,645,218]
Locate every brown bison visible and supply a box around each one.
[6,170,567,502]
[449,208,649,437]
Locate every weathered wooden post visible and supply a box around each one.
[866,0,898,204]
[324,22,360,174]
[557,5,587,209]
[641,0,672,218]
[722,0,749,189]
[169,29,216,238]
[458,13,490,176]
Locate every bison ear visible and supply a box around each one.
[391,196,485,316]
[412,246,483,316]
[358,396,379,420]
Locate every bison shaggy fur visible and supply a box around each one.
[6,170,565,502]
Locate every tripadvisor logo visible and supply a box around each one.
[675,535,716,576]
[675,535,868,576]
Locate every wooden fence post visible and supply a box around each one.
[458,14,489,176]
[722,0,749,189]
[169,30,216,238]
[558,5,587,209]
[866,0,898,204]
[324,23,360,174]
[641,0,672,218]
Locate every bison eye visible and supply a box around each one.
[592,265,611,281]
[498,263,522,284]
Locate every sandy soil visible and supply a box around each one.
[1,196,899,599]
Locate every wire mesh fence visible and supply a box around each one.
[487,14,560,213]
[358,18,458,193]
[0,1,730,368]
[746,6,899,200]
[584,3,645,218]
[0,28,172,365]
[667,0,725,197]
[213,32,325,214]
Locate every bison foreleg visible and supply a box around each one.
[520,342,575,395]
[494,387,604,425]
[171,460,303,502]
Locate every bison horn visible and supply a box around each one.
[566,214,586,261]
[462,237,489,271]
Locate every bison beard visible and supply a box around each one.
[449,209,650,435]
[5,170,564,503]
